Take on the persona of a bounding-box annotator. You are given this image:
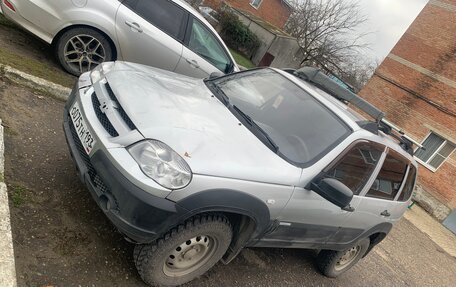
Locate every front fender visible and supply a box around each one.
[176,189,271,239]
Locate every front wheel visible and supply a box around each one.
[316,238,370,278]
[134,215,232,287]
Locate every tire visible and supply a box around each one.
[134,215,232,287]
[55,27,114,76]
[316,238,370,278]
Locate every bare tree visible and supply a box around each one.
[339,59,379,92]
[285,0,370,75]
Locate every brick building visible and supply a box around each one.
[203,0,292,29]
[359,0,456,219]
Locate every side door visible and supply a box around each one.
[115,0,187,71]
[175,16,234,78]
[258,141,385,248]
[345,149,414,234]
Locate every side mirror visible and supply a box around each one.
[310,178,354,211]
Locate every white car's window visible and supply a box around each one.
[397,165,416,201]
[211,69,351,165]
[324,142,384,195]
[188,19,231,72]
[125,0,186,40]
[366,150,408,200]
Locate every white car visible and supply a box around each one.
[64,63,419,286]
[1,0,238,77]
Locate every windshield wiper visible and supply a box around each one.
[232,105,279,153]
[211,84,230,106]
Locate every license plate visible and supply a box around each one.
[70,102,96,154]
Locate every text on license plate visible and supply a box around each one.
[70,102,96,154]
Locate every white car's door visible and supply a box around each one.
[263,141,386,248]
[175,16,234,78]
[115,0,186,71]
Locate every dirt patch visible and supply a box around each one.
[0,80,144,286]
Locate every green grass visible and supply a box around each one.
[0,47,75,88]
[0,14,74,87]
[229,49,256,69]
[11,185,27,207]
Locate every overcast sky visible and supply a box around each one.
[355,0,428,62]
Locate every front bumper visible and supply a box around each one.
[63,85,187,243]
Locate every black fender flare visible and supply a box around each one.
[176,189,271,239]
[361,222,393,257]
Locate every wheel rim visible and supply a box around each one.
[63,34,105,74]
[163,235,218,277]
[334,245,361,271]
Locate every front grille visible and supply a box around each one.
[106,84,136,130]
[92,93,119,137]
[69,118,109,194]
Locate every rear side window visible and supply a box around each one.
[124,0,187,40]
[398,165,416,201]
[324,142,384,195]
[366,150,408,200]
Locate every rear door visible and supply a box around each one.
[115,0,187,71]
[175,16,233,78]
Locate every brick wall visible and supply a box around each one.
[203,0,292,28]
[359,0,456,208]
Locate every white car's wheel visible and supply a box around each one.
[134,215,232,286]
[316,238,370,277]
[56,27,113,76]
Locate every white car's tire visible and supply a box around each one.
[134,214,232,287]
[316,237,370,278]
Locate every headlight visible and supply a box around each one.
[128,140,192,189]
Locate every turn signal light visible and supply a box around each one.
[3,0,16,12]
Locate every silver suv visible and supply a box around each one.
[1,0,238,77]
[63,62,418,286]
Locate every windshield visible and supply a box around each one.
[210,69,351,166]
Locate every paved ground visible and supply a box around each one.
[0,78,455,287]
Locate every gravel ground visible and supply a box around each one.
[0,78,455,287]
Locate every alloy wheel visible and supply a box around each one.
[63,34,105,74]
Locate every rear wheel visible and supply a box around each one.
[56,27,113,76]
[316,238,370,277]
[134,215,232,287]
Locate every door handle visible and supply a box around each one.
[185,58,200,68]
[380,210,391,217]
[125,21,143,33]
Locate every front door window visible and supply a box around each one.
[323,142,384,195]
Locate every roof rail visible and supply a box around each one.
[294,67,385,122]
[293,66,424,155]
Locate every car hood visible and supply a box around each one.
[104,62,301,185]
